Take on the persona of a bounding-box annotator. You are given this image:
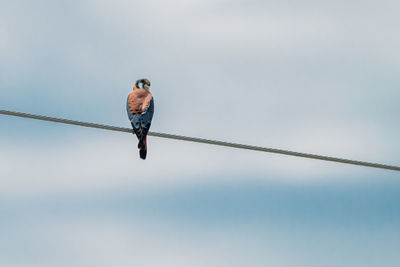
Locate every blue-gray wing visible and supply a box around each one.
[127,97,154,140]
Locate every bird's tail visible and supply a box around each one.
[138,136,147,160]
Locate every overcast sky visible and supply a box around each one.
[0,0,399,266]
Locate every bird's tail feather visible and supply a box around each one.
[138,139,144,149]
[138,136,147,160]
[139,149,147,160]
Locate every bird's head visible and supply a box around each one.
[135,79,151,90]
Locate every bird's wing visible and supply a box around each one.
[141,93,153,113]
[140,97,154,126]
[127,92,154,136]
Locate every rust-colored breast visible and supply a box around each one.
[128,89,153,114]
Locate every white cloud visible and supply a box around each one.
[84,0,400,61]
[1,2,399,266]
[0,0,399,197]
[1,213,399,267]
[0,217,279,267]
[0,120,394,197]
[86,0,338,52]
[0,23,7,58]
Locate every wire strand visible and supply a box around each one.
[1,109,399,172]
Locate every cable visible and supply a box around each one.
[1,109,399,172]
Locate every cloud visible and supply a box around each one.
[86,0,338,53]
[0,122,397,197]
[1,1,400,266]
[0,0,399,199]
[1,177,399,267]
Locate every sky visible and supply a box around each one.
[0,0,399,266]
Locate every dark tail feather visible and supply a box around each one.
[139,149,147,160]
[138,139,144,149]
[138,136,147,160]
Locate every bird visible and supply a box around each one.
[126,78,154,159]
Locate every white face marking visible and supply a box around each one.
[143,84,150,90]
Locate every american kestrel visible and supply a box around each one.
[126,78,154,159]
